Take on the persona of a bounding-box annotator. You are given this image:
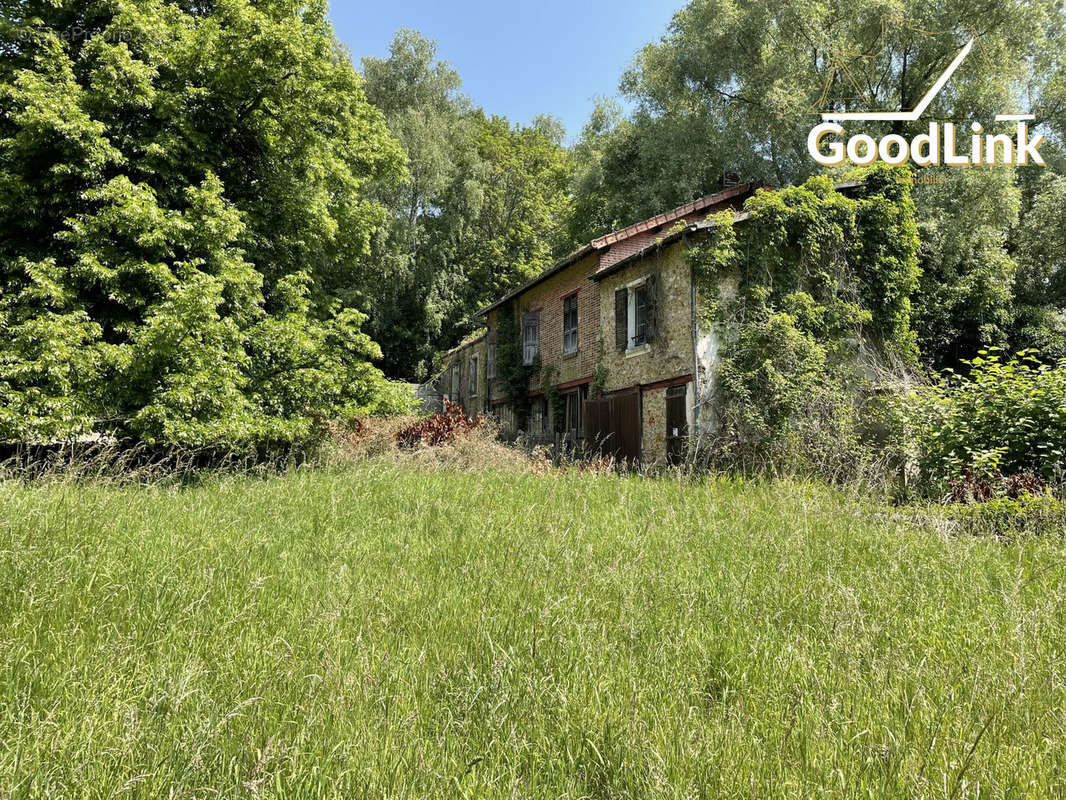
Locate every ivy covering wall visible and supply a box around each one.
[688,166,921,475]
[493,301,538,429]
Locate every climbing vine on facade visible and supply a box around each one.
[687,165,921,475]
[494,301,539,428]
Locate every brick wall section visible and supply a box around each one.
[597,241,694,392]
[485,251,602,400]
[595,241,697,464]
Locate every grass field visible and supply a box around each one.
[2,461,1065,798]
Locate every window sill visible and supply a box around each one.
[561,349,580,360]
[625,344,651,359]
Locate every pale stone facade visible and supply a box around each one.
[595,243,695,392]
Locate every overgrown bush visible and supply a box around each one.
[708,304,868,478]
[903,350,1066,494]
[395,401,484,449]
[0,1,408,451]
[329,412,552,473]
[690,166,920,482]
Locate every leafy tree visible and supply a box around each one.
[361,31,574,379]
[911,167,1021,367]
[568,98,727,243]
[609,0,1058,190]
[572,0,1066,368]
[429,112,574,347]
[1012,174,1066,360]
[0,0,410,447]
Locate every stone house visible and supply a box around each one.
[435,176,890,466]
[437,182,772,465]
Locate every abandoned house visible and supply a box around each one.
[435,178,866,465]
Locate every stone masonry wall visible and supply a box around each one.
[440,336,487,417]
[597,241,695,393]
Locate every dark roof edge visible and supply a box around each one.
[478,180,863,312]
[589,222,703,282]
[476,183,767,317]
[443,331,486,358]
[589,182,757,248]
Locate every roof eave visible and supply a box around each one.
[589,223,701,282]
[590,179,865,282]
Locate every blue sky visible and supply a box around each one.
[330,0,682,141]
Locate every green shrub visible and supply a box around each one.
[710,304,867,479]
[0,1,406,451]
[904,350,1066,493]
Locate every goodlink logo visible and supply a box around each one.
[808,30,1044,168]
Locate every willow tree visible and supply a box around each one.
[570,0,1066,368]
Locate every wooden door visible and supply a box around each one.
[665,385,689,465]
[583,389,641,463]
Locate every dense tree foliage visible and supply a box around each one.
[0,0,411,446]
[570,0,1066,370]
[1012,174,1066,361]
[361,31,574,380]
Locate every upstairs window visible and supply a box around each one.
[487,343,497,380]
[563,293,579,354]
[615,277,656,352]
[469,355,479,396]
[522,312,540,366]
[630,284,648,348]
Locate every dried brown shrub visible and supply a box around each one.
[329,409,551,474]
[395,401,485,449]
[948,468,1050,504]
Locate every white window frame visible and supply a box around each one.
[469,355,479,397]
[486,343,497,380]
[450,366,459,400]
[626,276,650,353]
